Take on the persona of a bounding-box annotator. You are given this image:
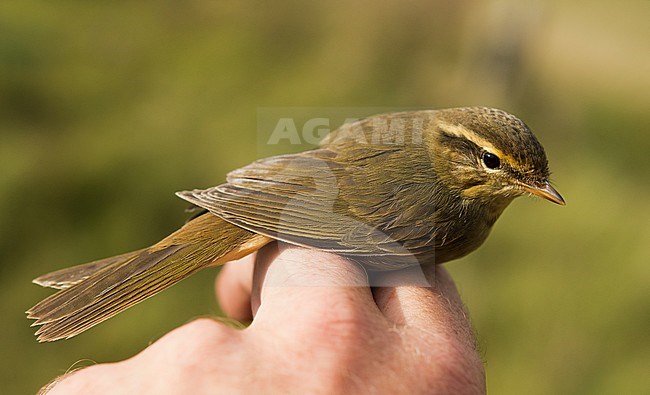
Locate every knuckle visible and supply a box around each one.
[147,318,238,360]
[177,318,233,342]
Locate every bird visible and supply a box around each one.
[27,107,565,342]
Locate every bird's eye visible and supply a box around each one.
[481,151,501,170]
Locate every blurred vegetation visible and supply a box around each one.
[1,1,648,393]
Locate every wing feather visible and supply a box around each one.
[178,116,445,268]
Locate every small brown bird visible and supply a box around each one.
[28,107,564,342]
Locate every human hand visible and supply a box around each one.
[45,243,485,394]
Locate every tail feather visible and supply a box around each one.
[34,245,191,341]
[32,250,145,290]
[28,214,272,342]
[27,246,183,324]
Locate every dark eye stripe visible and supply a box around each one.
[439,132,482,153]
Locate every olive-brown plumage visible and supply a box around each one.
[28,107,564,341]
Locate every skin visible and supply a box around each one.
[44,243,485,394]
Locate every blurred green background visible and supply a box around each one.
[1,1,648,393]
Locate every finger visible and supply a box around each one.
[248,243,382,328]
[373,266,484,392]
[372,265,472,341]
[216,254,256,321]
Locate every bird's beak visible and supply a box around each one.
[523,182,566,205]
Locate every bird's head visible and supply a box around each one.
[429,107,565,207]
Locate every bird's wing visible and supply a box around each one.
[177,145,436,268]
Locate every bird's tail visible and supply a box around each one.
[27,214,271,342]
